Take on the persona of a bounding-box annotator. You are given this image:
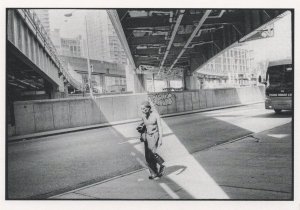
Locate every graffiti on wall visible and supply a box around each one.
[148,93,176,106]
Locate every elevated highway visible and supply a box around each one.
[7,9,83,100]
[108,9,288,91]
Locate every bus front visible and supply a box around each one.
[265,59,293,113]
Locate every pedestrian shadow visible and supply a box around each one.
[155,165,194,199]
[163,165,187,176]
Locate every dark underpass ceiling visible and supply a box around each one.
[116,9,288,79]
[7,43,46,92]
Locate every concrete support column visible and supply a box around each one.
[185,75,199,90]
[125,64,146,93]
[64,85,68,97]
[152,73,155,92]
[44,80,58,99]
[166,79,171,88]
[183,69,199,90]
[199,77,206,89]
[99,74,106,93]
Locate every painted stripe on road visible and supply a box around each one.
[49,168,147,199]
[118,139,140,145]
[159,183,180,199]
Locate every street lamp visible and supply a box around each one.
[64,11,93,97]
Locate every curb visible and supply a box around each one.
[8,101,264,143]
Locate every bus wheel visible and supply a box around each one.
[274,109,282,114]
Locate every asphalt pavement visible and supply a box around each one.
[50,121,292,200]
[7,103,293,199]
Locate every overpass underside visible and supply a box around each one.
[6,9,85,102]
[109,9,288,90]
[7,40,59,100]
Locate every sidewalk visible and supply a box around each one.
[50,122,292,200]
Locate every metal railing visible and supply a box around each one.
[17,9,83,91]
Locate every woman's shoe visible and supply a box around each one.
[148,174,158,179]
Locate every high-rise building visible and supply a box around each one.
[86,10,127,64]
[50,29,86,58]
[34,9,50,34]
[61,35,85,57]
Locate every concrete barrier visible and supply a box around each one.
[175,92,185,112]
[184,91,193,111]
[191,91,200,110]
[11,87,265,136]
[53,101,70,129]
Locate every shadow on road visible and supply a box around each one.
[7,103,293,200]
[163,165,187,176]
[251,111,293,118]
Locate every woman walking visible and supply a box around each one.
[139,101,165,179]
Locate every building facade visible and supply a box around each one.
[196,47,255,89]
[60,36,85,57]
[50,28,86,58]
[86,10,127,64]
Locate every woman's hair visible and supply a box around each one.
[141,101,151,108]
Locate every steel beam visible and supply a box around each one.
[159,10,185,72]
[122,11,243,29]
[128,33,213,46]
[167,10,212,73]
[107,10,136,68]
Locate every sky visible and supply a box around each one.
[240,11,292,63]
[49,9,88,38]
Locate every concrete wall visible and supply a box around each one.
[12,87,265,136]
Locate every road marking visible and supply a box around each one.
[49,168,147,199]
[267,134,290,138]
[130,152,136,156]
[118,139,140,145]
[159,183,180,199]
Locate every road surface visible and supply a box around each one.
[7,103,292,199]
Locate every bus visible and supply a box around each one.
[261,59,293,113]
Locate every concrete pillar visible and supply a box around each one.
[64,85,68,97]
[99,74,106,93]
[152,73,155,92]
[44,80,55,99]
[125,64,146,93]
[185,76,199,90]
[199,77,205,89]
[183,69,199,90]
[166,79,171,88]
[44,80,63,99]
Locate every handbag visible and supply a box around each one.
[136,122,146,142]
[136,122,146,133]
[153,153,165,165]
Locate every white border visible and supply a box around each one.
[1,0,299,210]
